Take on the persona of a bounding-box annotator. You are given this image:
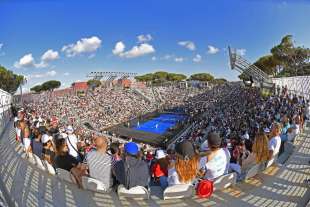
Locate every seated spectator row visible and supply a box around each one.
[13,83,309,200]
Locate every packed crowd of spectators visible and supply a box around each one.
[13,83,310,197]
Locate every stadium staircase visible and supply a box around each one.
[132,88,154,104]
[228,47,274,88]
[151,87,162,108]
[1,120,310,207]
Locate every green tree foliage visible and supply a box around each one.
[0,65,25,94]
[87,79,101,88]
[30,85,43,93]
[189,73,214,81]
[238,73,250,81]
[135,71,187,83]
[211,78,227,85]
[271,35,310,76]
[135,73,154,82]
[167,73,187,81]
[239,35,310,80]
[41,80,61,91]
[254,55,280,76]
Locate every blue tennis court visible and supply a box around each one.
[133,114,186,135]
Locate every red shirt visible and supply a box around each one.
[151,163,168,177]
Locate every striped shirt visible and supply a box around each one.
[85,150,113,190]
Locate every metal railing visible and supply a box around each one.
[228,46,273,87]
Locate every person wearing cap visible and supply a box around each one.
[200,132,229,180]
[151,149,169,189]
[167,140,200,186]
[42,133,55,165]
[84,135,113,191]
[114,142,150,190]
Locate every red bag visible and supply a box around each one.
[196,179,214,198]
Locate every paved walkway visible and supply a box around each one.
[0,122,309,207]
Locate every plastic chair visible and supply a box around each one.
[245,164,261,180]
[117,185,150,200]
[43,160,56,175]
[163,184,193,200]
[213,172,237,191]
[82,176,110,193]
[56,168,76,184]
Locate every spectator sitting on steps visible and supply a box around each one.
[114,142,150,190]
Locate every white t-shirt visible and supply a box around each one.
[268,136,281,156]
[168,168,184,186]
[203,148,229,180]
[294,124,300,135]
[306,105,310,118]
[66,134,78,158]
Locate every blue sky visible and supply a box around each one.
[1,0,310,92]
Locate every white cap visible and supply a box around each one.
[155,150,166,159]
[38,117,43,122]
[42,134,52,144]
[66,125,74,134]
[264,128,270,133]
[200,140,209,151]
[242,133,249,140]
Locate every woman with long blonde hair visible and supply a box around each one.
[168,141,200,185]
[252,132,270,164]
[241,130,270,170]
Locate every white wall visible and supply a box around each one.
[0,89,12,135]
[272,76,310,100]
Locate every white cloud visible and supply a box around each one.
[26,70,57,80]
[0,43,4,56]
[161,54,174,60]
[137,34,152,43]
[119,43,155,58]
[64,72,70,76]
[193,54,202,63]
[15,49,59,69]
[178,41,196,51]
[236,48,246,56]
[41,49,59,62]
[14,53,36,68]
[207,45,219,54]
[151,56,157,61]
[112,41,125,55]
[62,36,102,57]
[174,57,184,62]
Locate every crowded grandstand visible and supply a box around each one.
[9,80,310,200]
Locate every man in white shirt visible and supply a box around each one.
[66,125,79,160]
[268,123,282,159]
[200,133,229,180]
